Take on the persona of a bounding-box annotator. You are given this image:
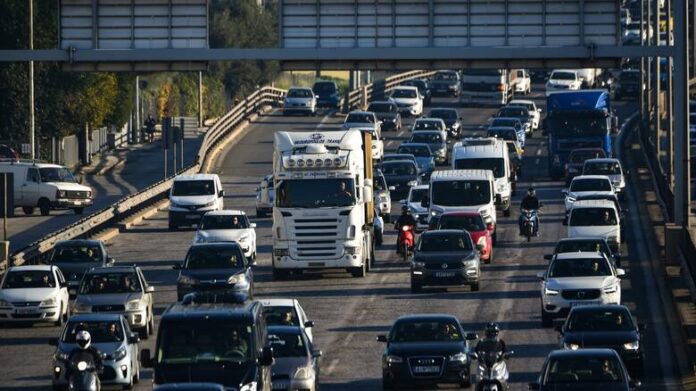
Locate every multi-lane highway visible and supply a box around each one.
[0,90,688,390]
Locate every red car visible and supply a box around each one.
[433,211,494,263]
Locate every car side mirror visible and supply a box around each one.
[145,286,155,293]
[616,268,627,278]
[140,349,153,368]
[465,332,479,341]
[107,257,116,265]
[48,337,59,346]
[172,263,182,270]
[316,95,320,99]
[219,190,225,197]
[128,333,141,344]
[536,271,546,280]
[250,223,257,228]
[312,349,323,358]
[304,320,315,328]
[528,382,541,390]
[543,254,553,261]
[259,346,274,366]
[376,335,388,343]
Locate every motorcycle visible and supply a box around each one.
[469,349,514,391]
[396,224,415,261]
[67,360,100,391]
[520,206,541,242]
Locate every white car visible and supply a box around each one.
[283,87,317,116]
[193,210,258,260]
[342,111,381,133]
[566,199,622,253]
[411,118,447,133]
[509,99,541,130]
[168,173,225,231]
[401,185,430,232]
[563,175,616,212]
[260,298,314,342]
[255,174,274,217]
[513,69,532,95]
[538,252,625,327]
[582,159,626,197]
[390,86,424,117]
[0,265,70,326]
[545,70,582,95]
[349,126,384,162]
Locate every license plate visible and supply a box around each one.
[434,271,455,278]
[272,382,288,390]
[571,301,599,307]
[413,365,440,373]
[15,308,36,314]
[73,201,82,205]
[186,214,199,219]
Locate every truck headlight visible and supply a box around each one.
[623,341,639,350]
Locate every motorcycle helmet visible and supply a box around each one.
[527,187,536,197]
[401,205,410,214]
[76,330,91,350]
[485,322,500,338]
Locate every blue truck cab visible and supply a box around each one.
[544,90,618,179]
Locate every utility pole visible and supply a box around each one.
[29,0,35,160]
[198,72,203,128]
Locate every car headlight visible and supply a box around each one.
[203,200,216,208]
[40,297,57,307]
[386,355,403,364]
[228,274,246,284]
[72,302,91,313]
[449,352,468,363]
[240,382,257,391]
[126,299,142,311]
[54,351,69,361]
[544,286,559,296]
[294,366,314,380]
[238,235,249,243]
[603,284,618,294]
[623,341,639,350]
[0,299,10,308]
[411,261,425,268]
[112,346,128,361]
[178,275,199,286]
[607,236,620,244]
[564,343,580,350]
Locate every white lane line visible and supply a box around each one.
[535,158,540,165]
[536,149,542,156]
[326,359,340,375]
[315,111,336,130]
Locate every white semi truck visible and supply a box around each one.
[272,130,375,280]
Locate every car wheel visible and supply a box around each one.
[22,206,34,215]
[375,230,383,246]
[73,207,84,215]
[470,281,480,292]
[410,281,422,293]
[54,304,64,327]
[541,308,553,328]
[39,198,51,216]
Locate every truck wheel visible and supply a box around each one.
[22,207,34,215]
[73,207,84,215]
[38,199,51,216]
[351,263,366,278]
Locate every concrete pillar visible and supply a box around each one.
[665,223,684,266]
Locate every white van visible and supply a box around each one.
[425,169,499,242]
[0,161,93,216]
[451,142,513,216]
[168,173,225,231]
[565,199,622,252]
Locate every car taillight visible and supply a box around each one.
[497,84,507,92]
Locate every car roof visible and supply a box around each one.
[568,304,631,315]
[203,210,246,216]
[571,199,617,209]
[584,158,620,164]
[381,159,417,166]
[553,251,606,260]
[571,175,612,181]
[68,313,124,322]
[6,264,55,272]
[421,229,470,237]
[86,265,137,274]
[547,348,618,359]
[174,173,218,181]
[551,69,578,74]
[259,298,296,307]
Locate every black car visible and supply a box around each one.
[495,106,533,134]
[48,239,114,293]
[430,70,461,97]
[410,230,482,292]
[312,80,340,108]
[380,160,421,197]
[557,305,644,378]
[378,314,478,390]
[175,242,255,301]
[429,108,462,138]
[529,349,640,390]
[545,236,622,267]
[367,101,402,131]
[614,70,641,100]
[401,79,431,106]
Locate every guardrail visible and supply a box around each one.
[5,71,433,272]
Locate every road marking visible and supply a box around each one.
[535,158,540,165]
[315,110,336,130]
[536,149,542,156]
[326,359,340,375]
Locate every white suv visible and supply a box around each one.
[538,252,625,327]
[390,86,424,117]
[563,175,616,212]
[168,173,225,231]
[566,199,622,253]
[545,70,582,96]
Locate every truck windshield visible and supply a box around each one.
[157,320,252,364]
[453,158,505,178]
[276,179,355,208]
[432,180,491,206]
[547,115,607,137]
[172,180,215,196]
[39,167,76,183]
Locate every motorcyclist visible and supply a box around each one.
[475,322,507,359]
[519,187,541,236]
[66,330,104,380]
[394,205,417,231]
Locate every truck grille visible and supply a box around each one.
[561,289,601,300]
[292,218,342,259]
[66,190,89,199]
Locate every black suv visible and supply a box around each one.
[378,314,478,390]
[367,101,402,131]
[614,70,642,100]
[410,230,482,292]
[141,300,273,389]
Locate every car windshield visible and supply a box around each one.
[556,240,607,254]
[381,162,417,176]
[438,215,486,231]
[384,155,415,164]
[368,103,396,113]
[411,133,443,144]
[491,118,520,128]
[435,72,458,81]
[391,320,463,342]
[80,272,140,294]
[51,245,102,263]
[374,174,387,191]
[569,151,606,163]
[263,306,300,327]
[409,188,429,203]
[397,146,431,157]
[497,108,528,118]
[544,356,624,384]
[199,214,248,230]
[570,178,612,192]
[276,179,356,208]
[414,121,442,131]
[453,158,506,178]
[585,162,622,175]
[268,331,308,358]
[430,109,457,119]
[487,128,517,141]
[184,247,243,269]
[158,321,252,364]
[551,72,577,80]
[392,89,417,98]
[419,233,472,252]
[549,257,612,278]
[569,207,618,226]
[287,89,313,98]
[432,180,491,206]
[39,167,76,183]
[63,321,124,343]
[313,82,336,93]
[566,309,634,332]
[346,113,373,123]
[172,180,215,196]
[3,270,56,289]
